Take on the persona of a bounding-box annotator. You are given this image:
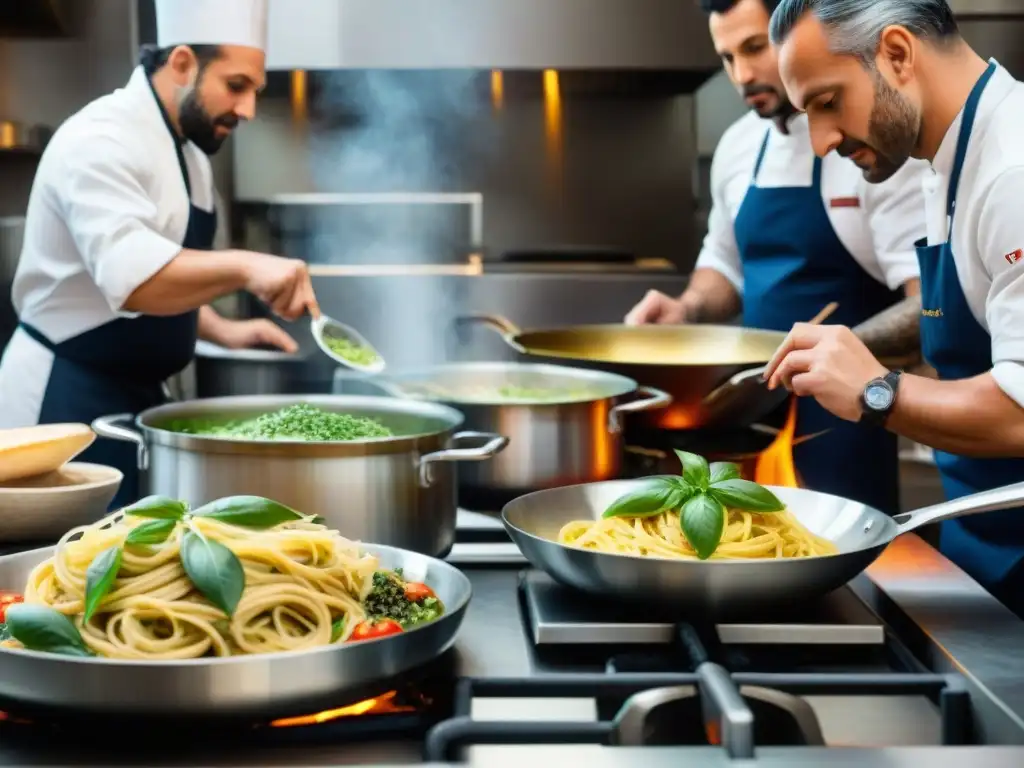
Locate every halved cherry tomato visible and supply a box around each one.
[404,582,436,602]
[347,619,404,642]
[0,592,24,623]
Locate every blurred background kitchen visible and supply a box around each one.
[3,0,1022,510]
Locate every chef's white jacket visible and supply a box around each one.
[921,64,1024,408]
[697,111,928,293]
[0,66,217,428]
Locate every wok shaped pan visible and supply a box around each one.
[0,543,471,718]
[502,478,1024,616]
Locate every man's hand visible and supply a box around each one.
[243,254,320,321]
[625,290,691,325]
[763,324,889,422]
[209,318,299,353]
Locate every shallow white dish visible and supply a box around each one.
[0,462,122,543]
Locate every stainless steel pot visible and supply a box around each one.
[357,362,671,495]
[191,340,331,398]
[92,395,508,558]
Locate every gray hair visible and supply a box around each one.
[769,0,959,63]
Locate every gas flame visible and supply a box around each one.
[269,691,413,728]
[754,397,800,487]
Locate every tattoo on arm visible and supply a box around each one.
[852,294,922,366]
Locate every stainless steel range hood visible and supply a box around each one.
[266,0,720,75]
[0,0,72,37]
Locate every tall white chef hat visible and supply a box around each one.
[156,0,269,51]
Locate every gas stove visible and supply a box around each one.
[1,514,1023,766]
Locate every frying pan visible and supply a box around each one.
[501,478,1024,616]
[0,543,471,718]
[455,314,787,430]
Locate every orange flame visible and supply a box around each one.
[753,397,800,487]
[269,691,413,727]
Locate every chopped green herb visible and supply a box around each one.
[163,404,393,442]
[324,336,378,366]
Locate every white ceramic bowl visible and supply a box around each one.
[0,462,122,543]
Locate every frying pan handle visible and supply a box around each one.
[608,387,673,433]
[91,413,148,471]
[418,431,510,487]
[893,479,1024,534]
[453,314,525,351]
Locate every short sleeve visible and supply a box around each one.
[976,166,1024,407]
[58,132,183,314]
[861,159,928,290]
[694,141,744,292]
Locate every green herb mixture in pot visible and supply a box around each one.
[165,403,394,441]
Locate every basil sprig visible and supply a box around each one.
[3,604,93,657]
[603,450,784,560]
[81,495,318,620]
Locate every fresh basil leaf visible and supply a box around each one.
[708,478,785,513]
[680,493,726,561]
[125,519,178,547]
[709,461,741,485]
[674,450,710,490]
[180,531,245,616]
[191,496,305,528]
[122,495,188,520]
[602,479,688,519]
[311,516,326,525]
[331,616,347,642]
[83,546,122,623]
[4,604,93,657]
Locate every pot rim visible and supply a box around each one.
[132,394,467,456]
[366,361,640,405]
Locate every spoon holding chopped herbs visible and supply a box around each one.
[312,315,385,373]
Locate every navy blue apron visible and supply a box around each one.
[735,130,903,514]
[914,60,1024,617]
[19,76,216,510]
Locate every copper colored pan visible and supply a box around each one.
[455,314,787,430]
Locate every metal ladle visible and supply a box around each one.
[311,314,386,374]
[700,302,839,427]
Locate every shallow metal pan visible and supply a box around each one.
[502,479,1024,616]
[0,543,471,718]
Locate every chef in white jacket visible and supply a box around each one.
[0,0,319,508]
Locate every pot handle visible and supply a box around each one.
[608,386,673,433]
[419,431,510,487]
[91,413,149,471]
[453,314,526,352]
[894,479,1024,535]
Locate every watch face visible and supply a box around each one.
[865,382,894,411]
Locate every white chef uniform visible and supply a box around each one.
[0,0,268,508]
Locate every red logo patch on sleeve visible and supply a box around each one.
[1005,249,1024,265]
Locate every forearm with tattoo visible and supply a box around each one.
[851,294,922,367]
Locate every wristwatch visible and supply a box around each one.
[861,370,902,426]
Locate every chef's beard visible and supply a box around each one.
[178,86,238,156]
[840,70,920,184]
[742,83,797,123]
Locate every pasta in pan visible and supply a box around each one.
[558,507,837,560]
[1,495,445,660]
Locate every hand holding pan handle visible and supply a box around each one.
[893,479,1024,535]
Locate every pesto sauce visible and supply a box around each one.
[164,404,393,441]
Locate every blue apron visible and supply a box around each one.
[735,130,903,514]
[914,60,1024,615]
[18,76,216,510]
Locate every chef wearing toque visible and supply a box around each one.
[0,0,320,508]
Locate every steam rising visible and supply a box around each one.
[308,71,492,370]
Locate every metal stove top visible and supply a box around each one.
[521,570,884,646]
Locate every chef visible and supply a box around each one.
[0,0,320,508]
[765,0,1024,615]
[624,0,928,515]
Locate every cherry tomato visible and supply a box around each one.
[404,582,436,602]
[0,592,24,624]
[348,619,404,642]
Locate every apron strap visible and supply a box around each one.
[751,129,771,184]
[946,60,998,228]
[144,75,193,196]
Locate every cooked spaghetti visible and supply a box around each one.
[558,507,838,560]
[13,509,412,660]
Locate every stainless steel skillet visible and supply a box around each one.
[0,543,470,718]
[502,479,1024,616]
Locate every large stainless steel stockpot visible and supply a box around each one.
[92,395,508,558]
[356,362,672,497]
